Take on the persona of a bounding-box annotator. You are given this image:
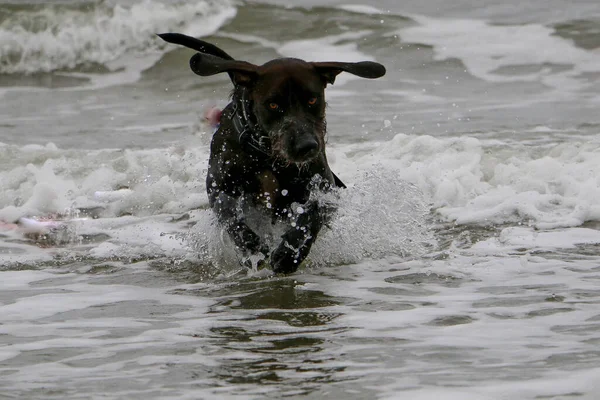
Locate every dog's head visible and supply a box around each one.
[159,33,386,164]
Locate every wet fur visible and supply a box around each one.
[159,33,385,273]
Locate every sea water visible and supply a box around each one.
[1,1,600,398]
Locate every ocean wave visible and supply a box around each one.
[0,0,236,74]
[5,130,600,269]
[0,140,432,268]
[397,16,600,91]
[5,132,600,230]
[4,130,600,249]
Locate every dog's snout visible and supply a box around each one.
[296,138,319,159]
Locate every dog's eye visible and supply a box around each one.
[269,102,279,110]
[308,97,317,105]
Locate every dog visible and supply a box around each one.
[159,33,386,273]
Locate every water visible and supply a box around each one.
[1,0,600,398]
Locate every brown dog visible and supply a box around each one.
[159,33,385,273]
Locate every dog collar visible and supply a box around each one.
[231,88,270,156]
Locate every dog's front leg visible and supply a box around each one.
[213,191,269,260]
[271,200,327,274]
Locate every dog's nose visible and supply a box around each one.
[296,138,319,159]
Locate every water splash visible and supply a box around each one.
[184,166,435,272]
[310,166,434,266]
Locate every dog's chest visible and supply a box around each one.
[257,170,279,210]
[254,168,311,218]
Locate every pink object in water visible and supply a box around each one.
[18,217,64,233]
[203,106,222,128]
[0,221,19,231]
[0,218,62,233]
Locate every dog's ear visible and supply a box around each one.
[190,53,258,86]
[158,32,246,84]
[157,33,235,60]
[311,61,386,85]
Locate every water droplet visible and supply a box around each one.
[296,207,304,214]
[281,189,288,196]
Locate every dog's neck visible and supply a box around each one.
[230,87,270,156]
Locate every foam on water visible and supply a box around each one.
[0,135,433,270]
[337,5,385,15]
[2,2,600,398]
[0,0,236,85]
[310,168,431,266]
[468,226,600,260]
[335,133,600,229]
[184,168,433,274]
[398,15,600,91]
[0,142,210,222]
[4,129,600,268]
[2,241,599,398]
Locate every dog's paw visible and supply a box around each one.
[270,242,301,274]
[241,232,268,255]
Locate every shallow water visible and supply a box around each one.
[1,0,600,399]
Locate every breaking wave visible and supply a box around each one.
[0,0,236,74]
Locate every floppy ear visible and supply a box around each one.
[190,53,258,86]
[158,32,245,84]
[311,61,386,85]
[157,33,234,60]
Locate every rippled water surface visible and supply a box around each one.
[1,0,600,398]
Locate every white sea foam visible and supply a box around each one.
[472,226,600,253]
[310,168,432,266]
[397,16,600,91]
[3,130,600,267]
[286,243,600,399]
[378,367,600,400]
[2,4,600,398]
[338,5,385,15]
[0,143,210,223]
[0,0,236,84]
[333,133,600,229]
